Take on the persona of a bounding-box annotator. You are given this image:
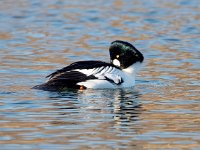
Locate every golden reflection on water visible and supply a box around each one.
[0,0,200,149]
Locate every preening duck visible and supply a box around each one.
[33,40,144,91]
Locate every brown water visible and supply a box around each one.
[0,0,200,149]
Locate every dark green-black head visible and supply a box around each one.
[109,40,144,69]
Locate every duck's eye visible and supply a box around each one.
[116,55,119,58]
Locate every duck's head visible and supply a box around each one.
[109,40,144,69]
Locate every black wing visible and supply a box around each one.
[33,71,96,90]
[33,61,122,91]
[46,60,119,79]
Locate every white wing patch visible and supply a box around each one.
[74,66,123,84]
[104,73,122,84]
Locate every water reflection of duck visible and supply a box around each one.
[49,89,143,128]
[33,40,144,91]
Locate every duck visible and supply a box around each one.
[33,40,144,91]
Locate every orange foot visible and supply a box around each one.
[79,85,86,90]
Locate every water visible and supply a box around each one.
[0,0,200,149]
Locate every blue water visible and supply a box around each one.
[0,0,200,149]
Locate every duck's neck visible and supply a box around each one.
[123,62,142,75]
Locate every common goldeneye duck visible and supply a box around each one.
[33,40,144,91]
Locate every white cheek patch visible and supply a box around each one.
[113,59,120,67]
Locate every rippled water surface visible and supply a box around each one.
[0,0,200,149]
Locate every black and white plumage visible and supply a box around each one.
[33,40,144,91]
